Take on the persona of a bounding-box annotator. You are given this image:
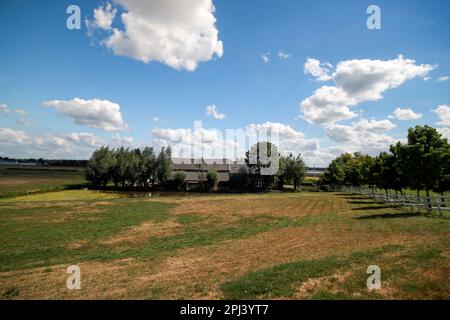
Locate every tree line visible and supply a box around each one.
[85,146,173,189]
[321,125,450,197]
[85,142,308,192]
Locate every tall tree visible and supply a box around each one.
[85,146,116,187]
[283,153,306,191]
[399,126,449,197]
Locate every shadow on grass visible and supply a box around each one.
[352,205,398,211]
[348,201,378,205]
[355,212,422,220]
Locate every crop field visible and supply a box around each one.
[0,167,86,198]
[0,183,449,299]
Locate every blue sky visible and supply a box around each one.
[0,0,449,165]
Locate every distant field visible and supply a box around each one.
[0,189,448,300]
[0,166,86,198]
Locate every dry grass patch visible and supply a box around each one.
[137,223,425,299]
[0,258,155,300]
[101,220,184,246]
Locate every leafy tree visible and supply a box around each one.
[206,171,219,191]
[282,153,306,191]
[156,146,173,185]
[229,166,250,192]
[139,147,158,188]
[85,146,116,187]
[398,126,449,197]
[245,142,280,190]
[173,172,187,191]
[111,147,128,187]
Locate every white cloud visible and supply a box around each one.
[89,2,117,30]
[433,104,450,126]
[0,128,28,144]
[113,133,134,145]
[437,76,449,82]
[206,104,226,120]
[152,117,160,122]
[152,121,339,166]
[88,0,223,71]
[277,51,291,60]
[304,58,333,82]
[262,53,270,64]
[0,104,11,115]
[43,98,127,131]
[424,76,432,81]
[326,119,397,155]
[300,86,358,125]
[0,127,106,159]
[300,55,434,125]
[389,107,423,120]
[437,127,450,139]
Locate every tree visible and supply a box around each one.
[398,126,449,197]
[156,146,173,186]
[111,147,128,187]
[282,153,306,191]
[173,172,186,191]
[85,146,116,187]
[245,141,280,190]
[206,171,219,191]
[229,166,250,192]
[139,147,158,188]
[322,153,351,185]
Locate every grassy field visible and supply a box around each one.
[0,187,449,300]
[0,166,86,198]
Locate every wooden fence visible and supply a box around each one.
[326,185,450,215]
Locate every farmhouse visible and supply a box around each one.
[172,158,247,190]
[172,158,326,190]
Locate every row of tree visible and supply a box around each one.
[85,141,308,192]
[321,126,450,197]
[85,146,173,189]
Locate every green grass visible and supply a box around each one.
[0,166,87,198]
[0,186,448,299]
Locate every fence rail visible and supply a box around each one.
[327,185,450,215]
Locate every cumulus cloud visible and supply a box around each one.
[437,127,450,139]
[262,53,270,64]
[0,127,106,159]
[87,0,223,71]
[206,105,226,120]
[277,51,291,60]
[87,2,117,30]
[300,55,434,125]
[15,109,27,115]
[437,76,449,82]
[0,128,28,144]
[389,107,423,120]
[43,98,127,131]
[0,104,11,115]
[151,121,339,166]
[326,119,397,154]
[433,104,450,126]
[112,133,134,145]
[300,86,358,125]
[304,58,333,82]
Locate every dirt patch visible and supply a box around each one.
[0,178,49,186]
[136,223,425,299]
[0,258,152,300]
[101,220,184,246]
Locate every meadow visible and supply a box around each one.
[0,169,449,300]
[0,166,86,198]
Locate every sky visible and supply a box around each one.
[0,0,449,166]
